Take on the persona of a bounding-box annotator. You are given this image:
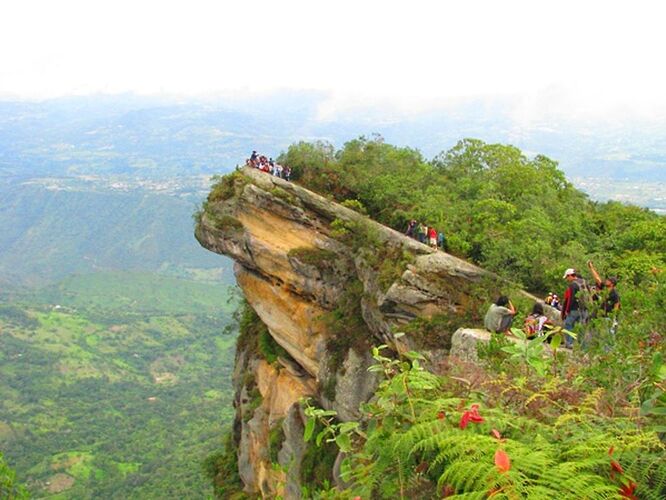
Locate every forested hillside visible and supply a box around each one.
[0,184,232,287]
[0,274,238,498]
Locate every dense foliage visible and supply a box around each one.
[304,346,665,499]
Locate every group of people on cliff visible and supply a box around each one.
[405,220,448,251]
[246,151,292,180]
[484,260,621,349]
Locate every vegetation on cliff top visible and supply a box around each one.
[279,136,664,294]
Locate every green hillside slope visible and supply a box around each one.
[0,184,232,286]
[0,273,238,498]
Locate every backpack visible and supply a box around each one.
[523,314,539,337]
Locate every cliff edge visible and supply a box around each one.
[195,167,540,497]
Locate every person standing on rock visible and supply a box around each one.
[428,226,438,248]
[437,230,447,251]
[417,222,427,244]
[484,296,517,334]
[405,220,417,238]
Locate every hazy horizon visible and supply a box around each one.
[3,1,666,125]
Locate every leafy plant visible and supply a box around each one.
[501,328,550,376]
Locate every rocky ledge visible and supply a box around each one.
[195,167,549,498]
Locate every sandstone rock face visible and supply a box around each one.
[236,351,316,498]
[196,167,548,497]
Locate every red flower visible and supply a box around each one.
[619,481,638,499]
[494,449,511,473]
[437,410,446,420]
[459,404,484,429]
[491,429,504,441]
[611,460,624,475]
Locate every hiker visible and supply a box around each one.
[284,166,291,181]
[561,268,589,348]
[545,292,554,305]
[524,302,551,338]
[484,296,517,334]
[587,261,620,315]
[417,223,427,244]
[428,227,438,248]
[437,230,447,251]
[405,220,417,238]
[587,260,620,335]
[250,150,258,166]
[551,294,560,310]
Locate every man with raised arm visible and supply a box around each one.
[587,260,621,335]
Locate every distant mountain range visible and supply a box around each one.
[2,93,665,182]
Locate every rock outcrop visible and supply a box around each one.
[195,167,548,498]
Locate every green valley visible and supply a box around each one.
[0,272,238,498]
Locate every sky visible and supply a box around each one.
[2,0,666,121]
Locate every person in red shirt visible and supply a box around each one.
[428,227,438,248]
[561,268,588,348]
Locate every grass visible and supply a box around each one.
[287,247,338,271]
[212,214,244,233]
[258,328,289,364]
[269,186,298,205]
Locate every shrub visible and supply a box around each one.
[202,432,247,499]
[208,171,248,203]
[402,313,468,351]
[323,279,370,372]
[341,198,368,215]
[299,425,338,491]
[243,386,262,423]
[377,246,415,291]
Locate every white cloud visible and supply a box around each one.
[1,0,666,122]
